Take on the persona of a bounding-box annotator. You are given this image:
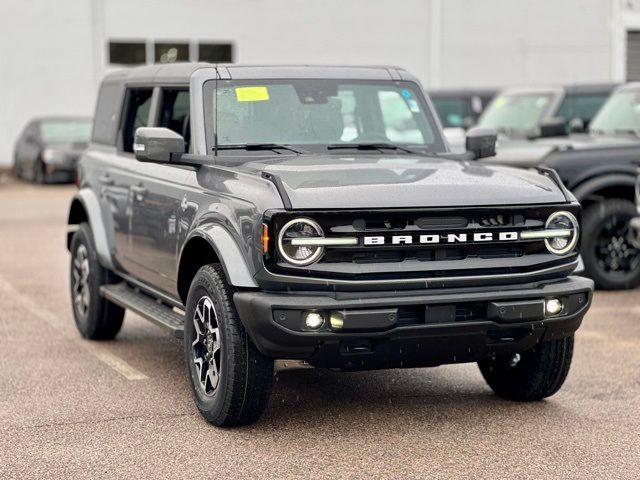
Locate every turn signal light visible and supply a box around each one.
[262,224,270,254]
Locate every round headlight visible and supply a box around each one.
[545,211,579,255]
[277,218,325,266]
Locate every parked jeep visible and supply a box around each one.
[67,64,593,427]
[487,82,640,290]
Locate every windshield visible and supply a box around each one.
[39,120,91,143]
[479,93,555,132]
[589,90,640,133]
[207,79,444,152]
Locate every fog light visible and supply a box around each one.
[545,298,563,316]
[304,311,325,329]
[329,311,344,330]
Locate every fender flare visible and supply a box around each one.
[67,188,114,270]
[571,173,635,203]
[180,225,258,288]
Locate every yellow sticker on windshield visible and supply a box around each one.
[235,86,270,102]
[493,97,506,108]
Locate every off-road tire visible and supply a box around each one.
[69,222,124,339]
[184,264,273,427]
[478,336,574,401]
[582,199,640,290]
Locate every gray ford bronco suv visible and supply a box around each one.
[67,64,593,427]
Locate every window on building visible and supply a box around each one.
[199,43,233,63]
[155,43,189,63]
[627,31,640,81]
[109,42,146,65]
[158,89,191,151]
[120,89,153,153]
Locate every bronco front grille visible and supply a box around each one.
[265,204,580,283]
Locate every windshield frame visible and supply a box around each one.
[202,78,447,155]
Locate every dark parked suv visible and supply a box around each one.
[67,64,593,427]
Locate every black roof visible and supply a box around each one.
[103,63,419,84]
[428,88,498,98]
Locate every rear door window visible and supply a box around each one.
[556,94,609,126]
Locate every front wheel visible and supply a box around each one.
[581,199,640,290]
[478,336,574,401]
[184,264,273,427]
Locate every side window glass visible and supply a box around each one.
[121,88,153,153]
[158,89,190,151]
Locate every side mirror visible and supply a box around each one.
[538,117,566,138]
[465,127,497,159]
[462,116,476,129]
[134,127,184,163]
[569,117,585,134]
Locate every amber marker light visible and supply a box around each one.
[262,224,270,254]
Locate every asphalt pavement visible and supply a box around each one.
[1,175,638,479]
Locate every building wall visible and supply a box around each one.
[0,0,625,166]
[439,0,614,87]
[0,0,97,168]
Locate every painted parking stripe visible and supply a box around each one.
[0,275,148,381]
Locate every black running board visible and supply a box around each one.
[100,282,185,339]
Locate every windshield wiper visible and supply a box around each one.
[327,143,423,155]
[215,143,308,154]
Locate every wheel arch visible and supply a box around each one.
[67,189,114,269]
[177,226,258,305]
[571,173,636,209]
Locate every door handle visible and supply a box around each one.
[99,174,115,186]
[130,184,147,201]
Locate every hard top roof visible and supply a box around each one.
[428,87,498,97]
[102,63,418,85]
[497,83,617,96]
[615,82,640,93]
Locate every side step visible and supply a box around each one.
[100,282,185,339]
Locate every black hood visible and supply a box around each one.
[489,133,640,168]
[235,154,567,209]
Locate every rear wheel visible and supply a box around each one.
[69,223,124,339]
[479,336,574,401]
[184,264,273,427]
[582,199,640,290]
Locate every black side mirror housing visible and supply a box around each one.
[538,117,567,138]
[465,127,497,159]
[134,127,185,163]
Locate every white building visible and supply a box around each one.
[1,0,640,166]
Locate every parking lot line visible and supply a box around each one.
[0,274,148,381]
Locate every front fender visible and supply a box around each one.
[571,173,635,202]
[67,188,114,270]
[182,225,258,288]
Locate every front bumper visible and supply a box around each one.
[234,275,593,370]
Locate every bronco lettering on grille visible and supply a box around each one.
[363,232,519,246]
